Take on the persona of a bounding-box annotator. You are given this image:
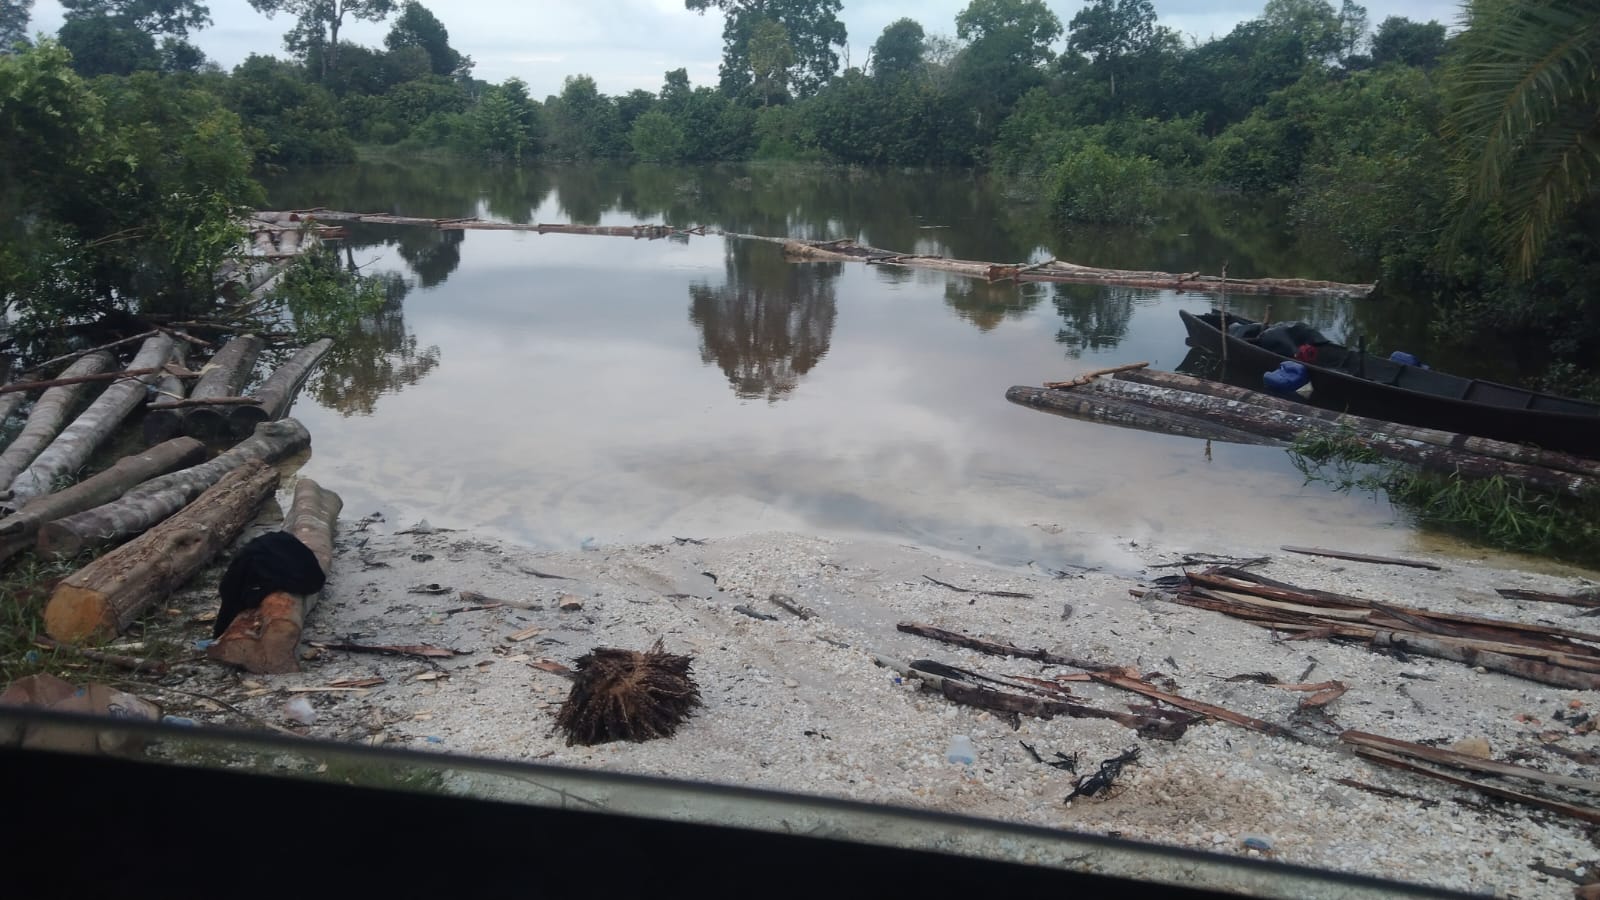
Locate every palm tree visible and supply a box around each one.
[1444,0,1600,277]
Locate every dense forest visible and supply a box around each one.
[1,0,1597,395]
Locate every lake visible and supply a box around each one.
[261,161,1464,575]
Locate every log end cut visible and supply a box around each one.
[206,591,306,674]
[43,584,115,644]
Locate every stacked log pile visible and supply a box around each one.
[0,329,339,662]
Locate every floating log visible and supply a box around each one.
[141,342,192,447]
[772,237,1374,299]
[1115,368,1600,480]
[184,334,264,440]
[6,335,176,507]
[0,352,115,492]
[229,338,334,437]
[43,461,279,643]
[0,437,207,566]
[1004,385,1283,446]
[1078,378,1599,498]
[38,418,311,558]
[208,477,342,674]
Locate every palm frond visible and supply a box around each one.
[1444,0,1600,275]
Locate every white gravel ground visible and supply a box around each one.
[165,501,1600,899]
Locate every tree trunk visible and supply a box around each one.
[1004,385,1282,446]
[208,477,343,674]
[1114,367,1600,480]
[0,375,39,425]
[0,352,116,493]
[142,342,192,447]
[1079,378,1599,498]
[6,335,176,506]
[184,334,263,440]
[230,339,334,437]
[38,418,311,559]
[0,437,207,566]
[43,461,279,643]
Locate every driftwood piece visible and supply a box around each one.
[6,335,176,506]
[1042,361,1150,390]
[38,418,311,558]
[142,342,192,447]
[0,437,207,565]
[1342,731,1600,795]
[874,654,1194,740]
[43,462,279,642]
[1080,378,1598,498]
[0,352,115,491]
[230,338,334,437]
[1005,385,1284,446]
[896,622,1122,672]
[1115,368,1600,481]
[32,635,169,674]
[208,478,342,674]
[1088,671,1304,741]
[1495,588,1600,608]
[21,331,159,376]
[1353,747,1600,825]
[185,334,263,439]
[310,641,465,660]
[1280,546,1441,570]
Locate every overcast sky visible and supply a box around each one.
[28,0,1461,99]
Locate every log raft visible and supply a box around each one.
[209,478,342,674]
[230,338,334,437]
[184,333,263,440]
[775,238,1375,300]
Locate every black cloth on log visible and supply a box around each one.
[214,531,326,637]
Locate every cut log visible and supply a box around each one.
[141,342,192,447]
[43,461,279,643]
[1005,385,1283,446]
[184,334,263,440]
[0,437,206,566]
[6,335,176,506]
[208,477,342,674]
[0,352,116,492]
[1078,378,1599,498]
[1115,368,1600,480]
[38,418,311,558]
[230,338,333,437]
[0,375,38,425]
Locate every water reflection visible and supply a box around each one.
[943,279,1046,332]
[1053,285,1150,357]
[689,241,837,402]
[394,228,464,289]
[305,273,442,416]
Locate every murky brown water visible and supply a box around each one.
[261,161,1495,575]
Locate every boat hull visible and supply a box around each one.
[1179,310,1600,457]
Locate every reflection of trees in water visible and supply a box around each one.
[1052,284,1149,357]
[394,228,463,289]
[943,280,1046,332]
[689,243,837,402]
[305,272,442,416]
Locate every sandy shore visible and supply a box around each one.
[165,504,1600,898]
